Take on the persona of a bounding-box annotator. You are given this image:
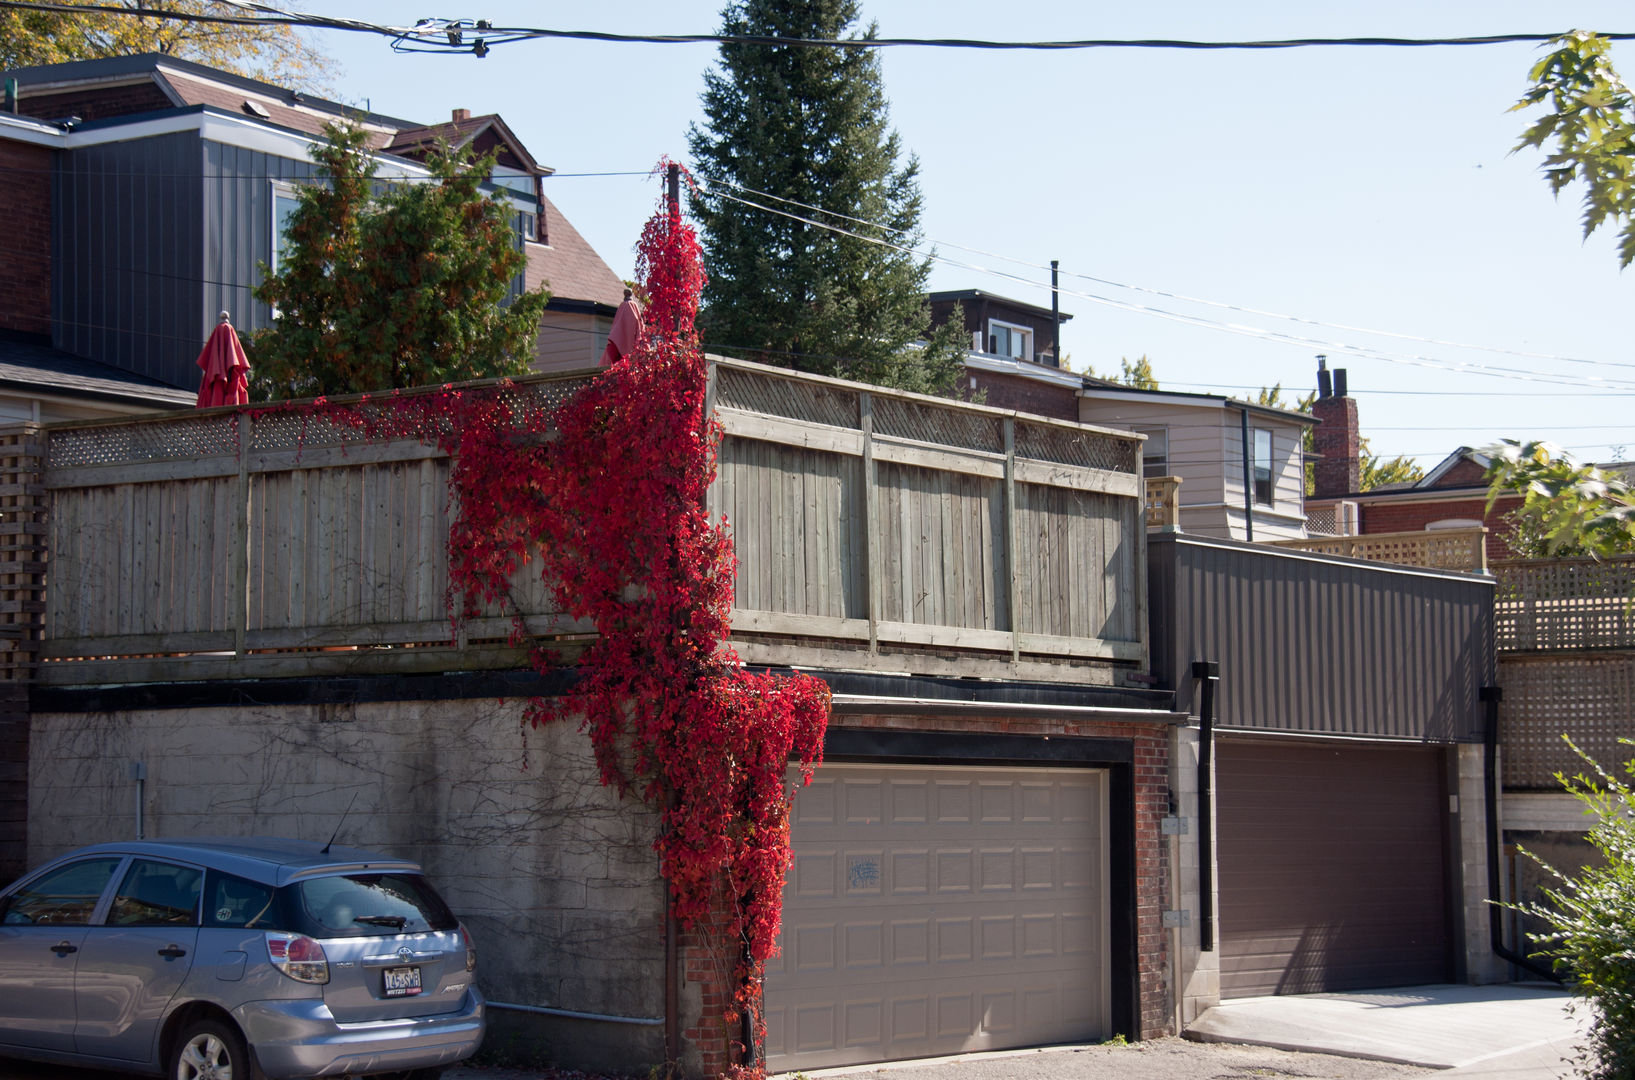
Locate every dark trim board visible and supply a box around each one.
[34,666,1174,718]
[823,727,1143,1040]
[30,668,582,713]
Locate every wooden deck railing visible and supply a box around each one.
[33,359,1149,686]
[1143,475,1181,531]
[1270,527,1488,573]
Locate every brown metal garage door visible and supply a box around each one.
[1216,739,1451,998]
[763,763,1111,1071]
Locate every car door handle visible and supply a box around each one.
[50,941,77,956]
[157,945,188,959]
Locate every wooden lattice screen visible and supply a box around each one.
[1500,652,1635,789]
[1494,556,1635,652]
[0,424,43,881]
[1495,556,1635,790]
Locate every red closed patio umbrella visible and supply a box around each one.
[600,288,646,366]
[195,311,251,408]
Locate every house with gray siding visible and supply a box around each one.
[0,53,625,405]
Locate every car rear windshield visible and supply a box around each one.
[288,873,458,937]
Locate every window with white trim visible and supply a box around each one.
[986,319,1032,361]
[1133,427,1169,478]
[1253,427,1274,505]
[271,181,301,277]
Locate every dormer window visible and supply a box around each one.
[987,319,1032,361]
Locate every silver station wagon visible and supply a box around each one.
[0,837,484,1079]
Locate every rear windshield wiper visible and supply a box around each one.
[353,914,407,929]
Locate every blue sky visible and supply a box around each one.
[305,1,1634,468]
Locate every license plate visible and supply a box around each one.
[383,965,422,997]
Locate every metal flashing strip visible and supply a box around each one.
[830,694,1185,724]
[1148,529,1498,587]
[1211,725,1483,746]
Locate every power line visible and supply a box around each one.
[701,183,1635,392]
[0,1,1629,57]
[701,175,1635,374]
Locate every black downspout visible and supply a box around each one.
[1193,660,1217,953]
[1482,685,1562,983]
[1237,407,1254,543]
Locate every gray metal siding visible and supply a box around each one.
[54,131,204,388]
[201,138,317,345]
[1148,534,1493,741]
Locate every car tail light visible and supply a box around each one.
[461,924,476,973]
[266,932,329,984]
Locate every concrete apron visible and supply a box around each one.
[1185,983,1586,1070]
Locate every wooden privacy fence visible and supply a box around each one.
[1494,555,1635,788]
[711,362,1147,680]
[1271,527,1488,574]
[35,359,1149,686]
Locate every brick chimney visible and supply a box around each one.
[451,108,471,123]
[1310,356,1361,497]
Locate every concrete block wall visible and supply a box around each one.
[29,699,672,1074]
[1455,743,1509,985]
[1168,724,1219,1025]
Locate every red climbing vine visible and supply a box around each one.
[252,163,828,1071]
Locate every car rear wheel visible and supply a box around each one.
[171,1018,256,1080]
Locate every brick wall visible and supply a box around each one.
[967,368,1080,422]
[0,141,51,336]
[18,83,174,124]
[1310,393,1360,498]
[1360,492,1523,562]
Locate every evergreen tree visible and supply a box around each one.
[250,123,550,399]
[687,0,966,395]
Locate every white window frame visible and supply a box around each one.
[1252,427,1274,506]
[1133,426,1170,479]
[270,180,301,277]
[986,318,1033,362]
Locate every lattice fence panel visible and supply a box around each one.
[1499,652,1635,789]
[1015,419,1139,474]
[47,413,239,468]
[1495,556,1635,651]
[714,366,859,430]
[873,396,1001,453]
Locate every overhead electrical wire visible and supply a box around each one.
[701,177,1635,374]
[698,181,1635,392]
[0,0,1629,57]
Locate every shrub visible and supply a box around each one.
[1514,737,1635,1080]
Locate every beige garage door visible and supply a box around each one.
[763,763,1111,1071]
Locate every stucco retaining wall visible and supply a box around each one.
[29,698,671,1073]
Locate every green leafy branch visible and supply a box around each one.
[1513,31,1635,268]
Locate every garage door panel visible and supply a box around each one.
[765,764,1110,1071]
[1217,740,1450,999]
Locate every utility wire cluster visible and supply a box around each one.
[0,0,1629,60]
